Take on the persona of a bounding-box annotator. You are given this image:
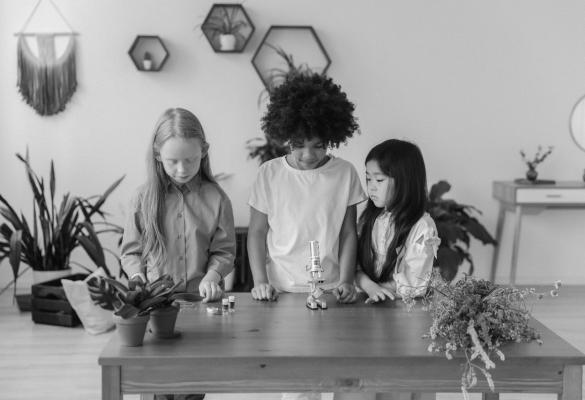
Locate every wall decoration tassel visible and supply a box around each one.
[15,0,78,116]
[17,34,77,116]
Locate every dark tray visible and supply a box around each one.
[32,273,88,300]
[32,297,74,313]
[32,309,81,327]
[31,273,87,327]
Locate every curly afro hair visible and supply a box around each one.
[261,73,359,148]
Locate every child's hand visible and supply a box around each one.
[334,282,357,304]
[251,283,278,301]
[362,281,395,304]
[199,280,223,303]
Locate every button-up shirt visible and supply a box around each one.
[121,176,236,292]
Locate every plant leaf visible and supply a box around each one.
[114,303,140,319]
[76,221,106,268]
[103,277,130,296]
[462,218,497,245]
[436,246,465,281]
[9,230,23,296]
[50,160,56,210]
[429,180,451,202]
[86,176,125,217]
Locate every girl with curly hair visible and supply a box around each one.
[248,73,367,311]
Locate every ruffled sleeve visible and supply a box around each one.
[393,214,440,298]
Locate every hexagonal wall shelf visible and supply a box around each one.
[251,26,331,90]
[128,35,169,72]
[200,3,255,53]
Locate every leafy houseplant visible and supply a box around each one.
[426,181,497,281]
[0,152,123,301]
[403,272,561,399]
[200,5,249,51]
[87,274,201,343]
[261,43,313,93]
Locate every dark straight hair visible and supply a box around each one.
[358,139,428,282]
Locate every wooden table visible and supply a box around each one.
[99,293,585,400]
[491,181,585,284]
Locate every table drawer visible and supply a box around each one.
[516,188,585,203]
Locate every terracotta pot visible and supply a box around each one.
[149,304,180,338]
[219,34,237,51]
[113,314,150,346]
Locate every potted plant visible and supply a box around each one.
[426,180,497,281]
[87,274,201,345]
[0,151,123,309]
[519,145,553,183]
[200,5,249,51]
[245,135,289,165]
[142,51,153,70]
[402,272,561,398]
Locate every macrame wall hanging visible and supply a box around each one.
[15,0,78,116]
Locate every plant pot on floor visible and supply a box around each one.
[114,314,150,346]
[149,304,180,338]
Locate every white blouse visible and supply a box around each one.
[371,211,440,298]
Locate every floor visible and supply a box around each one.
[0,285,583,400]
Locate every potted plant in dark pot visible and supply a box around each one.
[87,274,201,345]
[0,151,123,313]
[426,180,497,281]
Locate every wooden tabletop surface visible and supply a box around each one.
[99,292,585,365]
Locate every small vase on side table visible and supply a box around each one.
[526,167,538,183]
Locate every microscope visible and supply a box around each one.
[306,240,328,310]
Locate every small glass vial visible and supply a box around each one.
[222,298,229,313]
[228,295,236,311]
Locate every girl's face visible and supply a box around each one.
[365,159,394,209]
[288,137,328,170]
[157,137,206,185]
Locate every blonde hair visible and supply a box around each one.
[141,107,216,268]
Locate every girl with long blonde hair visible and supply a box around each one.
[121,107,236,304]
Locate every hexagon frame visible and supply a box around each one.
[251,25,331,90]
[200,3,255,53]
[128,35,169,72]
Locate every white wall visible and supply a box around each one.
[2,0,585,288]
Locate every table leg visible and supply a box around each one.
[509,205,523,285]
[102,365,121,400]
[560,364,582,400]
[490,204,506,283]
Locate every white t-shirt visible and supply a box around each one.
[249,155,367,292]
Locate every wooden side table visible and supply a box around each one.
[491,181,585,284]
